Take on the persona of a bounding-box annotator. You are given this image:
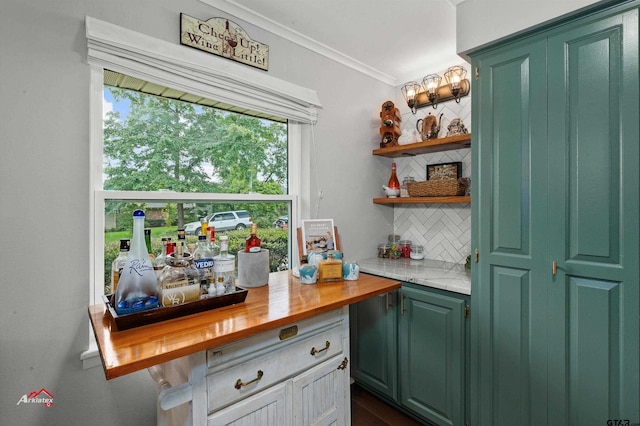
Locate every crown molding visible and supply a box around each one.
[199,0,398,85]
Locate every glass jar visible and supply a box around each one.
[399,240,412,258]
[388,234,401,244]
[410,244,425,260]
[389,244,401,259]
[377,243,390,258]
[400,176,415,198]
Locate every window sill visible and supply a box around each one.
[81,344,102,370]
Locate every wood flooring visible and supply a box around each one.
[351,383,424,426]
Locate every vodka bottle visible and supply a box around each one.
[213,235,235,295]
[110,238,130,295]
[245,223,261,252]
[193,235,214,294]
[114,210,159,314]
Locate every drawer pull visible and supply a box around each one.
[337,357,349,370]
[310,340,331,356]
[234,370,264,390]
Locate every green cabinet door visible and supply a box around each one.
[398,285,466,426]
[546,7,639,424]
[471,36,549,426]
[350,292,398,400]
[471,3,640,426]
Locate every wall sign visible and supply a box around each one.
[180,13,269,71]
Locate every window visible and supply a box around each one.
[86,16,321,309]
[101,78,293,296]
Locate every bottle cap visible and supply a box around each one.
[133,209,145,217]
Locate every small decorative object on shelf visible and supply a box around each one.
[446,118,468,137]
[383,162,401,197]
[416,112,443,140]
[379,100,402,148]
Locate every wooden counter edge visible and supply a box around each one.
[89,273,400,380]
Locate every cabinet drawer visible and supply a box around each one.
[206,311,345,413]
[206,309,344,372]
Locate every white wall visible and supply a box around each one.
[456,0,605,54]
[0,1,392,424]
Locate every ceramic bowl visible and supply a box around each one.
[384,187,400,198]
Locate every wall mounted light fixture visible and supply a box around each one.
[402,65,470,113]
[401,81,422,114]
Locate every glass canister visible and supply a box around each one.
[377,243,390,258]
[399,240,412,258]
[410,244,425,260]
[388,234,401,244]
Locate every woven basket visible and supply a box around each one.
[407,178,467,197]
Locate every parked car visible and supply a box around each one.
[184,210,252,235]
[272,215,288,229]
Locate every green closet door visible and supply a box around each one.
[546,8,640,424]
[471,38,549,426]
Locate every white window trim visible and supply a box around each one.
[82,16,318,368]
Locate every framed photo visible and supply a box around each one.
[426,161,462,180]
[301,219,335,255]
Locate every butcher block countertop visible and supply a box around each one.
[88,270,400,380]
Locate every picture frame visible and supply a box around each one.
[301,219,335,256]
[426,161,462,181]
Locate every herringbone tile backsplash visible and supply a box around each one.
[394,93,471,265]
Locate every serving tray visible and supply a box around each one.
[103,287,248,331]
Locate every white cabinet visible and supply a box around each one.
[157,307,351,425]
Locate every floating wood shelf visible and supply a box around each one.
[373,196,471,205]
[373,133,471,158]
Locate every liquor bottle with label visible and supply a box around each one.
[245,223,261,252]
[114,210,159,314]
[213,235,235,295]
[193,235,214,294]
[110,238,130,294]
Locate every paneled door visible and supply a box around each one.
[471,3,639,426]
[546,8,639,425]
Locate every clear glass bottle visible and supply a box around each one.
[114,210,159,314]
[110,238,130,295]
[154,237,170,278]
[208,226,220,256]
[193,235,214,295]
[213,235,235,295]
[177,228,187,256]
[245,223,261,252]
